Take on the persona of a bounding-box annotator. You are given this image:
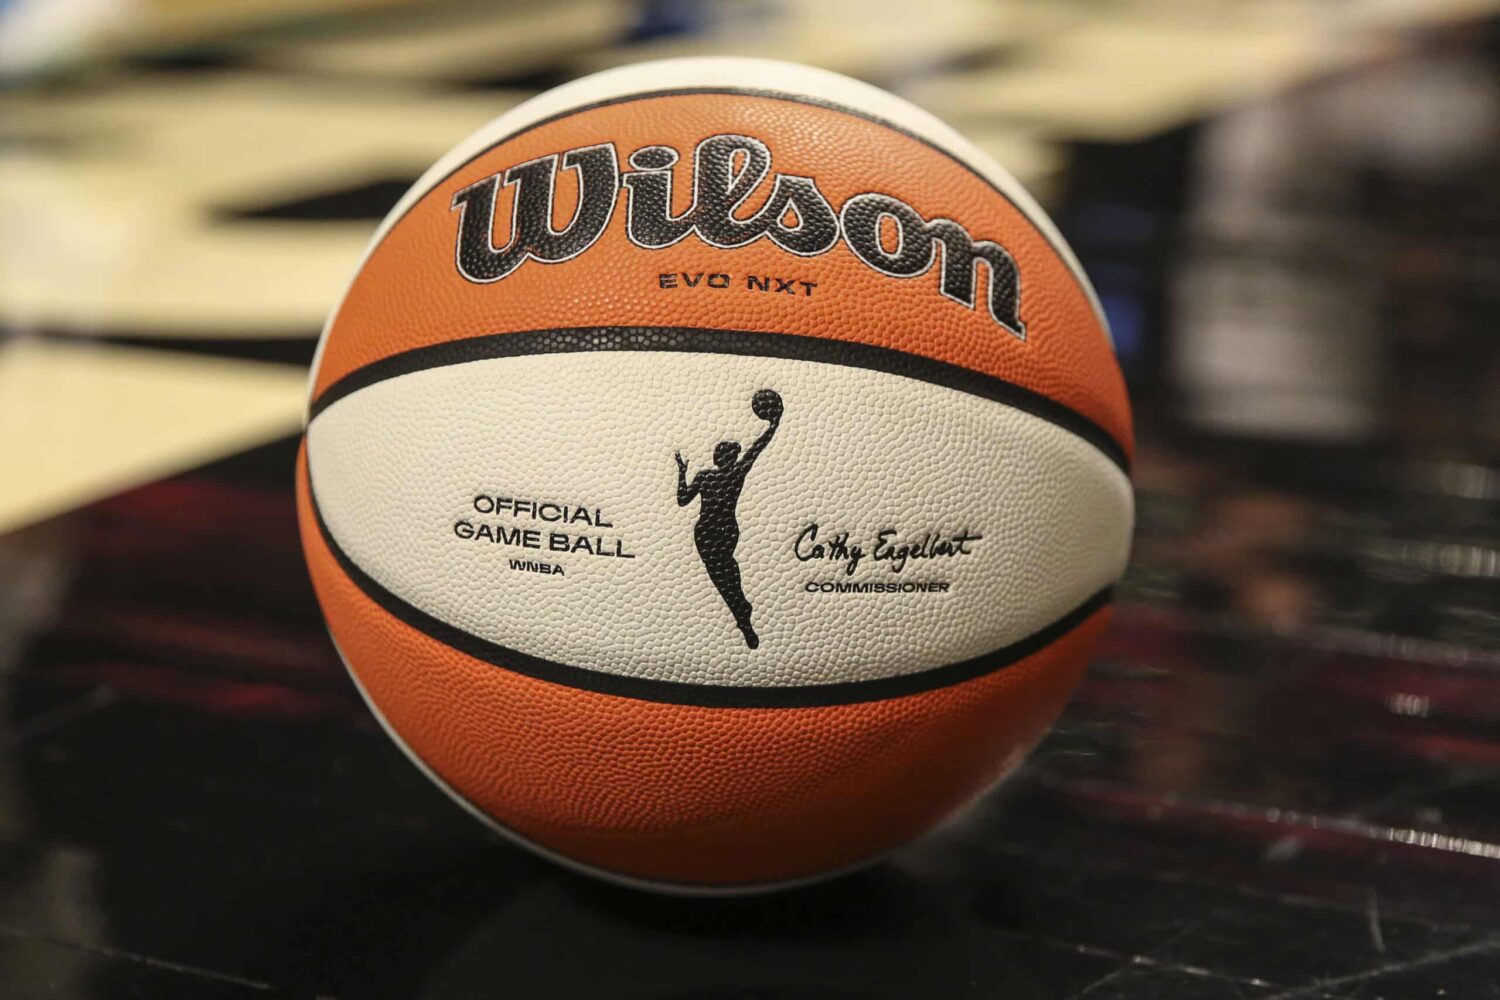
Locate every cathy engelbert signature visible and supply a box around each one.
[793,523,983,576]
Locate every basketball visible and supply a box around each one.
[751,388,783,422]
[298,57,1133,892]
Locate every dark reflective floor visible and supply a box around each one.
[3,14,1500,1000]
[0,419,1495,999]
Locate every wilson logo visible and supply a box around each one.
[449,134,1026,340]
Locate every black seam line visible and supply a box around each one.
[308,326,1130,473]
[373,86,1085,287]
[309,476,1113,709]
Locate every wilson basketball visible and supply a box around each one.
[298,57,1133,892]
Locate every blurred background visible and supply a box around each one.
[0,1,1497,998]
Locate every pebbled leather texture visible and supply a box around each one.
[299,57,1135,890]
[308,350,1130,689]
[309,91,1132,455]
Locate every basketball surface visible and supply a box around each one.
[298,56,1133,892]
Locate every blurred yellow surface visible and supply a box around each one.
[580,0,1072,80]
[250,0,630,81]
[0,340,306,533]
[101,0,410,50]
[912,9,1382,140]
[0,76,521,334]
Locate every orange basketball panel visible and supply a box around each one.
[312,91,1133,460]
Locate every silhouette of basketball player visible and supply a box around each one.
[676,389,782,649]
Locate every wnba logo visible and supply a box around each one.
[675,388,783,649]
[450,134,1026,339]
